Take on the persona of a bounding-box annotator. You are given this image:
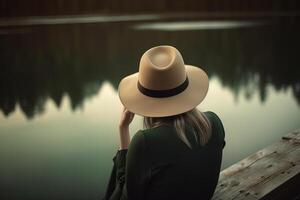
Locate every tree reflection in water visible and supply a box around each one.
[0,18,299,119]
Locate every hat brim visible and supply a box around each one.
[118,65,209,117]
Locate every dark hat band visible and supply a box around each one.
[137,77,189,98]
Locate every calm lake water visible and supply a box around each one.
[0,15,300,200]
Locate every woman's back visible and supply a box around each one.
[121,111,225,200]
[144,111,224,199]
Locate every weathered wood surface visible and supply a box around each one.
[212,129,300,200]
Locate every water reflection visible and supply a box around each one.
[0,78,299,200]
[0,18,300,200]
[0,19,299,119]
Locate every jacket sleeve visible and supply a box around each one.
[102,154,118,200]
[103,130,150,200]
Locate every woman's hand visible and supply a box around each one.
[118,107,135,150]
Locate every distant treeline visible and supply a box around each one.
[0,19,299,118]
[0,0,299,18]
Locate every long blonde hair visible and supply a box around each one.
[143,108,212,149]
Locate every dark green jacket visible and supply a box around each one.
[103,111,225,200]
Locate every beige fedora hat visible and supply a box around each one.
[118,45,209,117]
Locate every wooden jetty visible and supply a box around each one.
[213,129,300,200]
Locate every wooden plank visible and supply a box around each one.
[282,129,300,142]
[212,129,300,200]
[251,165,300,200]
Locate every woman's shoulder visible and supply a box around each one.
[203,111,225,141]
[128,129,147,154]
[131,126,166,142]
[203,111,223,126]
[133,124,175,144]
[139,124,173,134]
[130,125,171,152]
[203,110,220,120]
